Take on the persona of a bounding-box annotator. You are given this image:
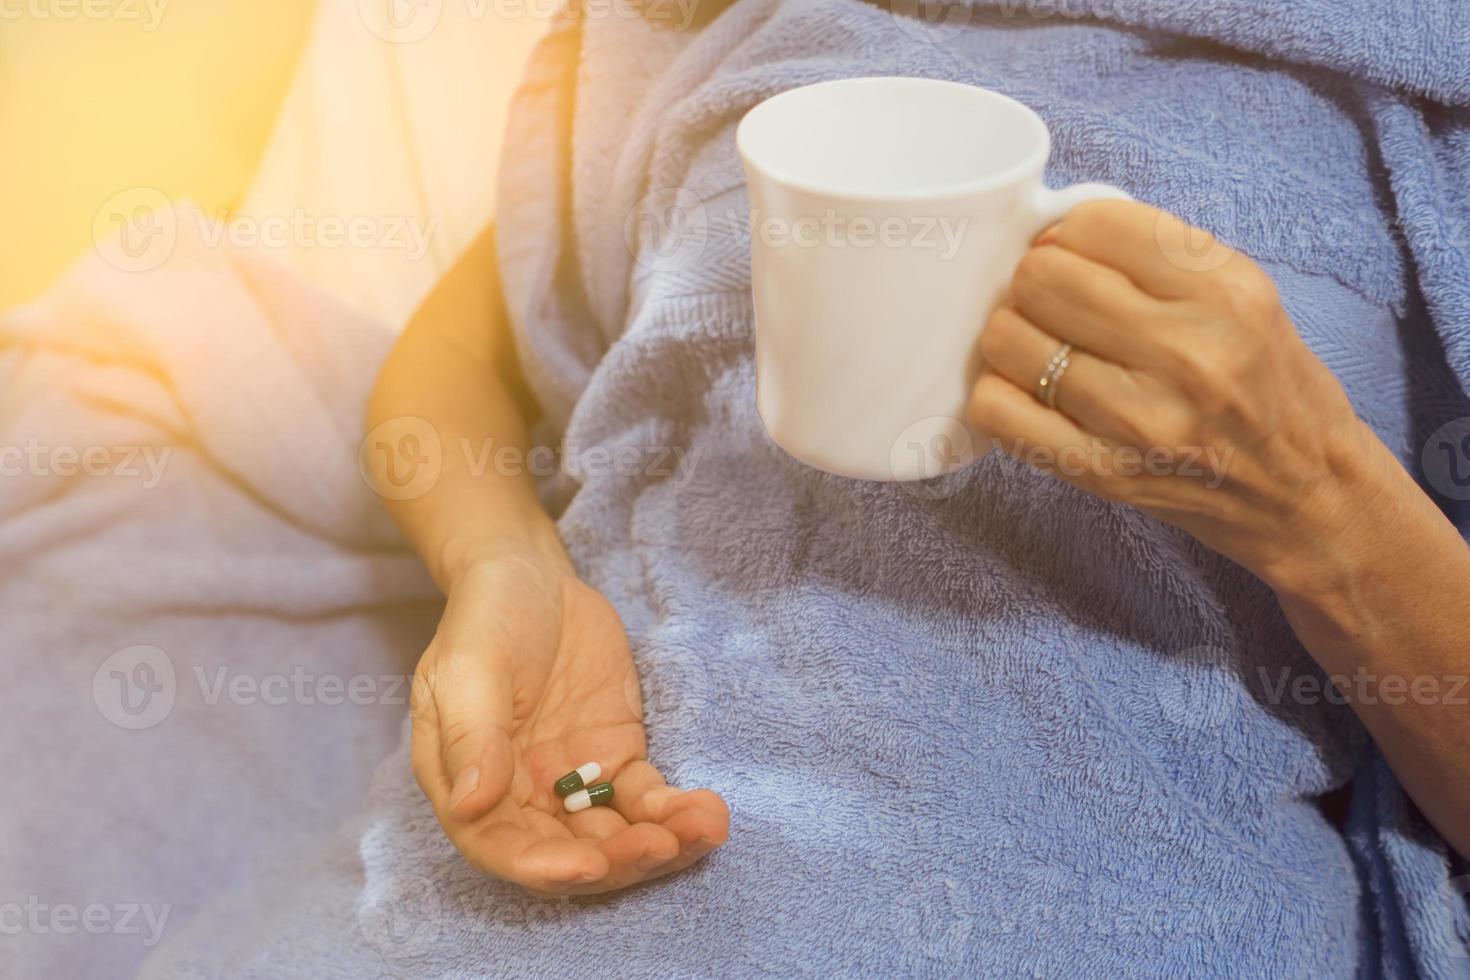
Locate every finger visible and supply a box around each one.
[562,805,631,841]
[523,807,577,840]
[415,617,517,822]
[611,762,730,861]
[651,789,731,857]
[1010,243,1156,366]
[598,821,684,879]
[460,820,611,892]
[612,764,728,835]
[607,760,672,822]
[540,820,683,896]
[410,669,449,800]
[979,307,1152,445]
[967,370,1126,501]
[1047,199,1244,300]
[550,779,730,894]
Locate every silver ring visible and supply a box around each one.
[1037,343,1073,409]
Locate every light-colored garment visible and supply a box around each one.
[240,0,547,329]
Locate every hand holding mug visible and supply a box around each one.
[968,199,1369,589]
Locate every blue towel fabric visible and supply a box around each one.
[142,0,1470,976]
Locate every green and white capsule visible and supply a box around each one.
[564,782,614,813]
[553,762,603,799]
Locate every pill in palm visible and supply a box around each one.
[564,782,614,813]
[553,762,603,798]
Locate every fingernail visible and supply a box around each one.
[635,855,671,873]
[449,767,480,814]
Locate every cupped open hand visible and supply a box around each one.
[411,552,729,895]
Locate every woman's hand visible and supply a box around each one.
[968,199,1368,588]
[410,547,730,894]
[971,199,1470,858]
[370,225,730,892]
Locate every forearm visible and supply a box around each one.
[365,225,568,592]
[1261,420,1470,857]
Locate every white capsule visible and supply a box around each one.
[575,761,602,784]
[564,782,614,813]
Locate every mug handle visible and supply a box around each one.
[1028,182,1132,238]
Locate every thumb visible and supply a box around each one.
[417,638,517,823]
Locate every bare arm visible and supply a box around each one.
[366,224,729,894]
[365,224,565,587]
[970,200,1470,858]
[1269,427,1470,858]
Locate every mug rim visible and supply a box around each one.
[736,76,1052,203]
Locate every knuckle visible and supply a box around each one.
[1217,261,1279,317]
[1154,405,1202,448]
[1068,199,1141,239]
[1163,337,1216,384]
[1215,340,1256,380]
[440,716,477,755]
[967,374,1009,428]
[410,661,438,722]
[979,309,1018,359]
[1098,400,1154,448]
[1012,247,1056,295]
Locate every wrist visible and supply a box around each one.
[1253,420,1390,605]
[438,514,572,591]
[1254,420,1415,630]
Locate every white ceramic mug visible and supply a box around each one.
[737,76,1129,482]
